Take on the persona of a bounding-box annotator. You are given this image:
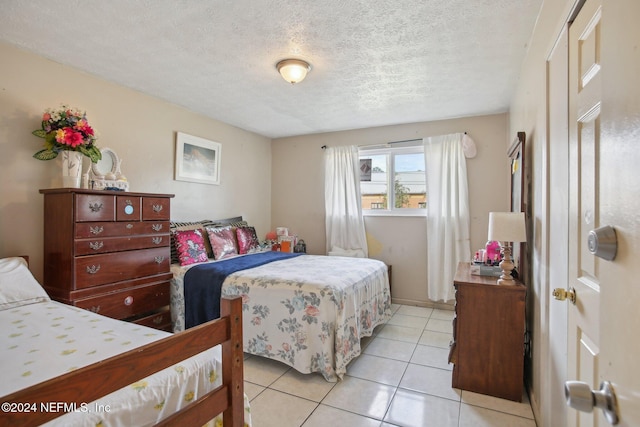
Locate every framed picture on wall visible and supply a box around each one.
[508,132,525,213]
[175,132,221,185]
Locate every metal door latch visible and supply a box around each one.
[565,380,619,425]
[553,287,576,304]
[588,225,617,261]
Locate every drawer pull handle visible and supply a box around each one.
[89,226,104,235]
[89,241,104,250]
[124,296,134,306]
[152,223,163,231]
[86,265,101,274]
[153,315,164,324]
[126,223,134,229]
[152,237,163,245]
[89,202,103,212]
[154,256,165,264]
[89,306,100,313]
[152,204,163,213]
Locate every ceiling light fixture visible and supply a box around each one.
[276,58,312,84]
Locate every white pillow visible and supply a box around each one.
[0,257,50,310]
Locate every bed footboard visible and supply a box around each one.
[1,297,244,427]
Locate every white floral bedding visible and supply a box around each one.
[171,254,392,381]
[1,301,251,426]
[0,256,251,426]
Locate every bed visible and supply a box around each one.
[0,257,250,427]
[169,217,392,382]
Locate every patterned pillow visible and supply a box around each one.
[172,229,209,266]
[206,226,239,260]
[170,220,215,262]
[236,226,260,254]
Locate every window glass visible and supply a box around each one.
[360,154,387,209]
[359,146,426,215]
[394,153,426,209]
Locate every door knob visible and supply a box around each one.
[553,287,576,304]
[565,380,619,425]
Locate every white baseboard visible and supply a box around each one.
[527,382,542,426]
[391,298,454,311]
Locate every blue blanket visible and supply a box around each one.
[184,251,303,329]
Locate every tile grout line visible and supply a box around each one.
[244,304,534,426]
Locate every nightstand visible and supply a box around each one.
[448,262,526,401]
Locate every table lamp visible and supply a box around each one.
[487,212,527,285]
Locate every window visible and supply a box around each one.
[359,145,427,215]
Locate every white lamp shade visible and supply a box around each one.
[488,212,527,243]
[276,59,311,84]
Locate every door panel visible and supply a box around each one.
[568,0,602,426]
[577,331,599,426]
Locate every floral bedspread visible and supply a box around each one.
[171,254,392,381]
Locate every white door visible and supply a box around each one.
[597,0,640,424]
[565,0,640,425]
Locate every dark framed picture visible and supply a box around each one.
[508,131,526,281]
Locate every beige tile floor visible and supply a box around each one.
[243,304,537,427]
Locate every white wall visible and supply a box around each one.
[508,0,583,424]
[0,41,272,283]
[271,114,510,305]
[0,38,510,307]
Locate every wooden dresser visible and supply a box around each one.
[449,262,526,402]
[40,188,175,331]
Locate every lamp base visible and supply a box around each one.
[497,245,516,285]
[497,276,515,285]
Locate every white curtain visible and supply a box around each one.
[324,146,368,257]
[424,133,471,302]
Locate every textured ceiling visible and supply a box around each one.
[0,0,542,138]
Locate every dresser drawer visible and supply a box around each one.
[75,247,170,288]
[76,194,115,222]
[142,197,170,221]
[133,307,172,331]
[75,234,170,255]
[75,281,170,320]
[76,221,170,238]
[116,196,142,221]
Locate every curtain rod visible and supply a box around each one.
[360,138,421,147]
[321,132,467,150]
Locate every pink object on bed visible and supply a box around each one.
[207,226,239,260]
[173,229,209,266]
[236,226,260,254]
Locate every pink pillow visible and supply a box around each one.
[173,229,209,266]
[236,226,259,254]
[206,226,239,260]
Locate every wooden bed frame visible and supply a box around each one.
[1,295,245,427]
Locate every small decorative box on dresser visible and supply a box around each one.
[40,188,175,331]
[449,262,526,402]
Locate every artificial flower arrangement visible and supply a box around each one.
[32,105,101,163]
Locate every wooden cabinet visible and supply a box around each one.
[449,262,526,402]
[40,188,174,331]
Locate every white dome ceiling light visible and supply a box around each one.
[276,58,312,84]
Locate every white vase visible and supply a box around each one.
[61,151,84,188]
